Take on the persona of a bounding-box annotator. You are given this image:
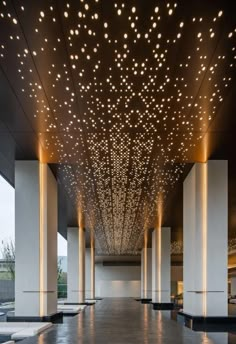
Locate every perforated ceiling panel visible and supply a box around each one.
[0,0,235,254]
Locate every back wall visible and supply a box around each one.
[95,264,141,297]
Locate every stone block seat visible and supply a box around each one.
[0,322,52,340]
[57,304,86,315]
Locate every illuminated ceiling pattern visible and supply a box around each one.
[0,0,235,254]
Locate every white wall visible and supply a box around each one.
[95,264,141,297]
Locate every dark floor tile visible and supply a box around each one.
[18,298,232,344]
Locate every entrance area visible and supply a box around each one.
[19,299,236,344]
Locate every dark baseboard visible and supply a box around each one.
[7,311,63,323]
[140,298,152,304]
[178,312,236,332]
[152,302,174,310]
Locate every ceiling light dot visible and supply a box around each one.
[64,11,68,18]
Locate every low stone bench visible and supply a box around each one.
[0,322,52,339]
[57,304,86,315]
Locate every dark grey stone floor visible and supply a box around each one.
[18,298,236,343]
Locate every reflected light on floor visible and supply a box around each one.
[143,304,149,344]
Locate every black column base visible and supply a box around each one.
[64,302,95,306]
[177,312,236,332]
[140,298,152,304]
[152,302,174,310]
[86,298,103,300]
[7,311,63,323]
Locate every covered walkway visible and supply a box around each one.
[20,299,235,344]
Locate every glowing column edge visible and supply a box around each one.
[90,235,95,299]
[39,163,47,317]
[202,163,208,316]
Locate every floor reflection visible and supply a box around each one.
[18,298,236,344]
[143,304,149,344]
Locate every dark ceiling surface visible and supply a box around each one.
[0,0,236,255]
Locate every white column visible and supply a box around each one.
[183,161,228,316]
[67,226,86,303]
[152,227,171,304]
[91,248,95,299]
[85,248,91,299]
[141,248,152,299]
[15,161,57,317]
[231,277,236,296]
[78,226,85,303]
[85,236,95,300]
[67,227,79,303]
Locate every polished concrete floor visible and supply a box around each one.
[17,298,236,344]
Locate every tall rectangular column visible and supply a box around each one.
[182,160,228,330]
[141,248,152,302]
[14,161,60,321]
[90,239,95,299]
[85,242,95,300]
[152,227,172,310]
[67,226,86,304]
[78,227,85,303]
[67,227,79,303]
[85,248,91,299]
